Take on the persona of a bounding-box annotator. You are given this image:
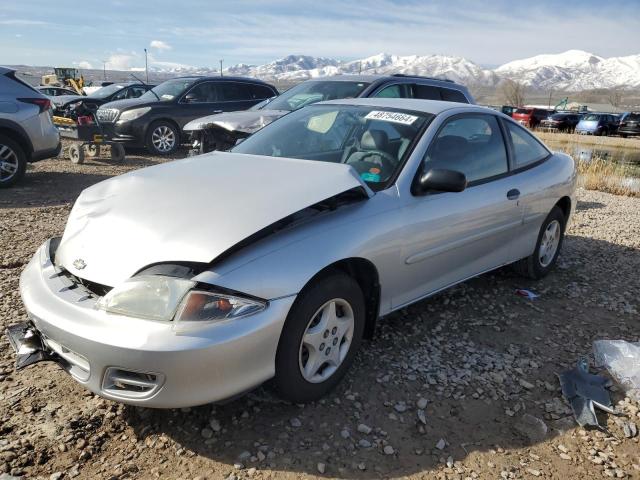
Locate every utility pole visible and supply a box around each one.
[548,89,553,110]
[358,61,362,74]
[219,59,223,77]
[102,60,107,81]
[144,48,149,83]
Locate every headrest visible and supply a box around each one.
[361,130,389,151]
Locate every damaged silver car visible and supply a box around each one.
[10,98,575,407]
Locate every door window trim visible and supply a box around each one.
[412,112,512,195]
[179,80,277,104]
[371,81,472,104]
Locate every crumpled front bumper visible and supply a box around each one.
[15,240,295,408]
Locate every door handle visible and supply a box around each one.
[507,189,520,200]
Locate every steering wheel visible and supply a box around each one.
[346,150,397,173]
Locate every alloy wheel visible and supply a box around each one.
[539,220,561,267]
[151,126,176,153]
[298,298,355,384]
[0,143,19,183]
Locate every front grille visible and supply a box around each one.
[61,269,112,297]
[102,367,164,399]
[96,108,119,123]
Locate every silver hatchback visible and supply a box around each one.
[11,98,575,407]
[0,66,61,187]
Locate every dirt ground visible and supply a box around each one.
[1,144,639,480]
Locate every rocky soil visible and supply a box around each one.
[0,145,639,479]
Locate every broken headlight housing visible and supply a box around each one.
[96,276,266,325]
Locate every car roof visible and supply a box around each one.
[0,66,13,75]
[317,97,491,115]
[172,75,273,85]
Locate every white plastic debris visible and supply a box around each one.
[515,289,539,300]
[593,340,640,401]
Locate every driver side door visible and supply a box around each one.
[392,113,524,308]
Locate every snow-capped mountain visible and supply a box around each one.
[495,50,640,90]
[128,50,640,91]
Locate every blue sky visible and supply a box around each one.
[1,0,639,70]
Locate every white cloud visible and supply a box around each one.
[150,40,171,51]
[106,54,137,70]
[73,60,93,69]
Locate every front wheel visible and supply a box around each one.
[513,206,566,279]
[146,121,179,155]
[274,273,365,403]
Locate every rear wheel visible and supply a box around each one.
[146,121,179,155]
[274,273,365,403]
[0,134,27,188]
[513,206,566,279]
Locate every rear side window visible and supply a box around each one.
[440,88,468,103]
[412,85,440,100]
[505,122,549,168]
[424,115,508,183]
[218,83,251,101]
[374,84,413,99]
[248,84,275,100]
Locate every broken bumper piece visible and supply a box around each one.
[6,322,61,370]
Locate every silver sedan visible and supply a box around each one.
[10,98,576,407]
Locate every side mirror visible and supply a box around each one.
[413,168,467,195]
[183,93,198,104]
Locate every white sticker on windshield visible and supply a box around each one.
[365,110,418,125]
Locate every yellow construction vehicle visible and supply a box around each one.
[41,67,86,95]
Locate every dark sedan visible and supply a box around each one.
[96,76,278,155]
[540,112,582,132]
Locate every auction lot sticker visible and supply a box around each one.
[365,110,418,125]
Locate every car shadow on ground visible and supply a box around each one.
[118,233,639,478]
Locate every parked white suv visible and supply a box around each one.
[0,66,61,188]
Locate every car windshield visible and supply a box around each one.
[550,113,568,120]
[89,84,126,99]
[627,113,640,121]
[514,108,531,114]
[232,104,432,191]
[140,79,196,102]
[582,114,600,121]
[265,81,370,112]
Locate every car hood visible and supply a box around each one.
[56,152,372,287]
[183,109,289,133]
[99,98,153,111]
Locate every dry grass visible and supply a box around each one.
[576,155,640,197]
[535,130,640,149]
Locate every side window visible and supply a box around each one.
[441,88,469,103]
[127,86,147,99]
[185,82,218,103]
[423,115,508,183]
[248,84,275,99]
[412,85,441,101]
[111,88,127,101]
[374,84,412,99]
[218,83,251,101]
[505,122,549,168]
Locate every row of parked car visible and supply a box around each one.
[503,106,639,137]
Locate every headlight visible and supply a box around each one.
[117,107,150,123]
[175,290,267,324]
[96,275,195,321]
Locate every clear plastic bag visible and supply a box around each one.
[593,340,640,401]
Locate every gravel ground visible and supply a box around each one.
[1,143,639,479]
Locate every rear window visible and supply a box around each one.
[628,113,640,121]
[4,70,39,93]
[514,108,531,115]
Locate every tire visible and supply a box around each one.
[110,143,125,162]
[513,206,566,280]
[621,134,627,139]
[274,273,365,403]
[69,144,84,164]
[146,121,179,155]
[0,134,27,188]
